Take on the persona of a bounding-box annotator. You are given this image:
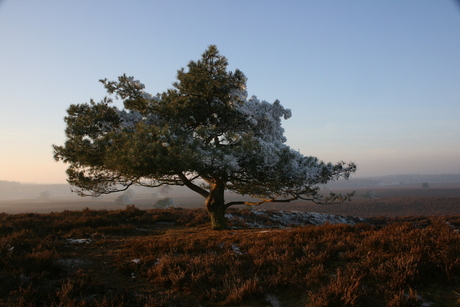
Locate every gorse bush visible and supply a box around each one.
[1,207,460,306]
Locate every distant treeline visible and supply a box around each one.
[0,181,168,201]
[1,173,460,200]
[327,173,460,188]
[0,181,74,200]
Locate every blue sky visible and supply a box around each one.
[0,1,459,184]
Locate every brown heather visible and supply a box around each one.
[1,206,460,306]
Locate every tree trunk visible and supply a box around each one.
[205,182,227,230]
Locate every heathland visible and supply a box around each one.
[1,175,460,306]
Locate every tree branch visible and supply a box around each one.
[178,173,209,198]
[225,191,354,208]
[72,179,137,197]
[225,196,300,208]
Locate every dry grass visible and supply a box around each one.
[1,206,460,306]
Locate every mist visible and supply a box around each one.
[1,173,459,215]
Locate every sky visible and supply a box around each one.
[0,1,459,184]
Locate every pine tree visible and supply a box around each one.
[53,45,356,229]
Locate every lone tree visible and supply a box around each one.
[53,46,356,229]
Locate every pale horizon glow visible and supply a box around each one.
[1,1,459,184]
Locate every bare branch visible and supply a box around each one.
[72,180,136,197]
[178,173,209,198]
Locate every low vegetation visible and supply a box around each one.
[1,206,460,306]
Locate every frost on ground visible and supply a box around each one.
[66,238,92,244]
[226,210,366,229]
[265,293,282,307]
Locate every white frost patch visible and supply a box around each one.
[230,210,365,229]
[67,238,92,244]
[232,244,243,255]
[265,293,281,307]
[131,258,141,264]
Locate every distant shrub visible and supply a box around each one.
[115,194,133,205]
[153,198,176,209]
[362,190,377,199]
[38,191,51,200]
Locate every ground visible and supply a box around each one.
[1,184,460,306]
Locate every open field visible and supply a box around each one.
[1,205,460,306]
[267,185,460,218]
[1,184,460,218]
[1,182,460,305]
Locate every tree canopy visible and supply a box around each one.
[53,45,356,229]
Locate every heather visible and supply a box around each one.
[1,206,460,306]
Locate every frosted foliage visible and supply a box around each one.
[111,78,333,192]
[229,87,248,102]
[118,110,142,129]
[257,139,282,167]
[288,154,323,183]
[55,47,355,205]
[239,96,291,143]
[141,92,153,100]
[126,77,145,90]
[223,154,241,173]
[195,148,241,176]
[255,140,324,185]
